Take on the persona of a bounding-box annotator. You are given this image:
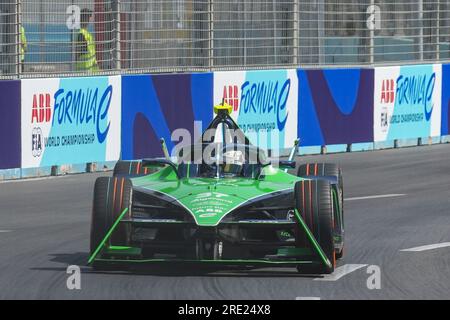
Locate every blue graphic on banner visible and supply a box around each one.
[0,80,21,169]
[387,65,436,140]
[298,68,374,146]
[442,64,450,135]
[121,73,213,160]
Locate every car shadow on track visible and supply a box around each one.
[30,252,323,278]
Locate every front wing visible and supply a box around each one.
[88,207,333,273]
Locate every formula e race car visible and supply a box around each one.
[88,104,344,274]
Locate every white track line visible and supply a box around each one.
[345,194,406,201]
[314,264,368,281]
[0,230,12,233]
[400,242,450,252]
[295,297,321,300]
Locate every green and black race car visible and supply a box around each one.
[89,104,344,274]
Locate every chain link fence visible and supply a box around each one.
[1,0,450,78]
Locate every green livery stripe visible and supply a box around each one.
[277,247,313,256]
[294,208,332,269]
[88,207,129,265]
[104,246,142,255]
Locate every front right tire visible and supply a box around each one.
[90,177,132,266]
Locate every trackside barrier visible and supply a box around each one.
[0,64,450,180]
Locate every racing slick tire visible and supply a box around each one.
[90,177,132,268]
[113,160,149,177]
[297,163,343,197]
[297,163,344,259]
[294,179,336,274]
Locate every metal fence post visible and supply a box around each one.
[115,0,121,70]
[437,1,440,61]
[272,0,277,64]
[293,0,298,65]
[419,0,424,61]
[243,1,247,67]
[317,0,324,64]
[369,0,374,65]
[208,0,214,71]
[15,0,21,77]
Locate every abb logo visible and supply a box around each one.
[380,79,395,104]
[222,85,239,111]
[31,93,52,123]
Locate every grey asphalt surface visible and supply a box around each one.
[0,144,449,299]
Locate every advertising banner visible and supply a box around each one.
[121,73,213,160]
[0,80,21,169]
[213,69,298,150]
[21,76,121,168]
[441,64,450,136]
[374,64,441,141]
[297,68,374,146]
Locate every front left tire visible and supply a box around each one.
[294,179,336,274]
[113,160,149,177]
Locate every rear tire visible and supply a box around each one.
[113,160,149,177]
[90,177,133,267]
[297,163,343,194]
[298,162,344,259]
[294,179,336,274]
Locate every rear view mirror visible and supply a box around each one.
[279,160,296,170]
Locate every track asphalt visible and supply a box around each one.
[0,144,449,299]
